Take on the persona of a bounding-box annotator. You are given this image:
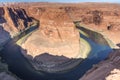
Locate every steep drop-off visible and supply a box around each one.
[0,6,34,46]
[80,49,120,80]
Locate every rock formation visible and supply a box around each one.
[3,7,33,37]
[0,6,34,48]
[80,49,120,80]
[21,7,80,58]
[20,4,80,72]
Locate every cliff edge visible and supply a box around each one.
[80,49,120,80]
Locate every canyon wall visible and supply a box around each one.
[0,6,33,47]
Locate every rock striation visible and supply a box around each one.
[3,7,33,37]
[0,6,34,47]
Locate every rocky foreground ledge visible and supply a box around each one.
[80,49,120,80]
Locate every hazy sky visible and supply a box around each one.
[0,0,119,3]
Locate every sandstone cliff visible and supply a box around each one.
[3,7,33,37]
[0,6,34,47]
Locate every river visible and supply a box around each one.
[0,26,112,80]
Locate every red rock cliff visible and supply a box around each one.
[0,6,34,46]
[0,6,33,37]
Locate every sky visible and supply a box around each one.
[0,0,120,3]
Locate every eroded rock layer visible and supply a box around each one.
[0,6,33,46]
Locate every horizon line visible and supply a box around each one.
[0,2,120,4]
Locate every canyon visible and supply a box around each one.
[0,2,120,80]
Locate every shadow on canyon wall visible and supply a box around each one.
[0,16,6,24]
[76,26,110,46]
[8,8,32,28]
